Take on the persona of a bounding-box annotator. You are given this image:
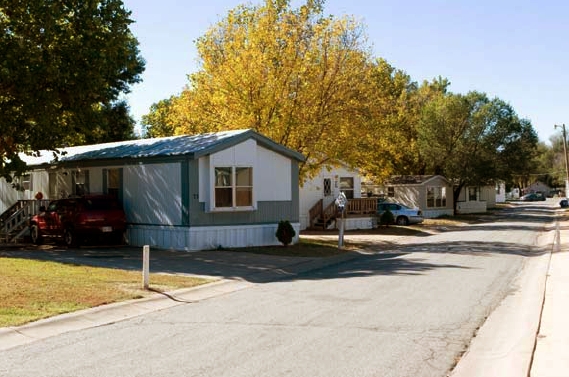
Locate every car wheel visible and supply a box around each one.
[64,228,79,247]
[30,225,43,245]
[396,216,409,226]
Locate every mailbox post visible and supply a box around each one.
[335,192,347,248]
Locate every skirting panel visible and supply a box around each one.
[456,201,487,214]
[127,223,301,251]
[423,209,454,218]
[343,217,376,230]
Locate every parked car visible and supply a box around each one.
[377,201,424,226]
[520,193,546,201]
[560,198,569,208]
[29,195,126,247]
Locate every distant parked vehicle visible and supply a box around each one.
[520,193,546,202]
[560,198,569,208]
[29,195,126,247]
[377,201,424,226]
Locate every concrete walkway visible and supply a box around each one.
[530,218,569,377]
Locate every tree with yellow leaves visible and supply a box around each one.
[144,0,381,181]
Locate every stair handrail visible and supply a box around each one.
[2,200,50,242]
[308,199,324,229]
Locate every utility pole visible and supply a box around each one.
[555,124,569,196]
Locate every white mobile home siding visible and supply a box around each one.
[256,145,291,201]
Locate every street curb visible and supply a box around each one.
[449,227,556,377]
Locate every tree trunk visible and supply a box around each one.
[453,182,465,215]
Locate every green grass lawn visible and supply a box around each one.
[0,258,213,327]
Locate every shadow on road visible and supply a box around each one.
[0,202,560,284]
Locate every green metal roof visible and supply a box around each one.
[21,129,305,167]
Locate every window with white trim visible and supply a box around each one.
[214,166,253,209]
[340,177,354,199]
[21,174,32,191]
[427,186,447,208]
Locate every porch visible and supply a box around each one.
[307,197,379,230]
[0,200,49,243]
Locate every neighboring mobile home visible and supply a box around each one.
[384,175,454,218]
[299,165,377,230]
[0,129,304,250]
[384,175,497,216]
[455,185,497,214]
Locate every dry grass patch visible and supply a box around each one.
[0,257,213,327]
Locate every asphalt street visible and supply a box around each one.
[0,203,555,377]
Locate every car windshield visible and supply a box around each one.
[82,198,121,210]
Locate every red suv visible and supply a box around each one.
[29,196,127,247]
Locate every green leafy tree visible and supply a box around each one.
[417,91,538,211]
[80,100,137,145]
[356,70,450,182]
[0,0,144,177]
[513,134,569,194]
[141,97,176,138]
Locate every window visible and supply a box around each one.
[427,186,447,208]
[468,187,477,201]
[214,167,253,209]
[340,177,354,199]
[73,170,89,196]
[107,169,121,198]
[323,178,332,197]
[387,187,395,198]
[21,174,32,191]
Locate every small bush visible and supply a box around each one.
[275,220,296,246]
[379,209,394,227]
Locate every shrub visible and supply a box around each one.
[379,209,394,227]
[275,220,296,246]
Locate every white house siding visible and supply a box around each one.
[388,176,454,219]
[256,145,291,201]
[299,165,361,230]
[496,182,506,203]
[456,185,495,214]
[0,170,50,213]
[123,163,182,226]
[200,141,292,210]
[482,186,496,208]
[0,178,23,213]
[393,185,421,209]
[88,167,104,194]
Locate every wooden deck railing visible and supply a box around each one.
[345,197,378,215]
[308,197,381,229]
[1,199,50,242]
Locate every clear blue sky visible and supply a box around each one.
[122,0,569,144]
